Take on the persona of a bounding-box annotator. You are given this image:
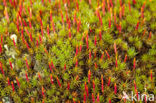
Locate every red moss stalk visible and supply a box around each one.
[133,0,136,5]
[75,45,79,56]
[47,25,49,36]
[25,40,30,50]
[7,77,10,85]
[83,93,86,102]
[96,9,103,26]
[28,18,32,29]
[25,58,30,70]
[94,35,97,46]
[3,0,7,6]
[118,22,122,34]
[75,59,78,67]
[114,83,117,94]
[68,29,71,39]
[115,56,118,67]
[97,93,100,102]
[109,98,111,103]
[107,77,111,86]
[67,82,70,90]
[60,10,64,24]
[100,52,104,61]
[135,21,139,30]
[107,0,110,12]
[110,0,113,8]
[150,70,153,81]
[102,0,106,15]
[92,93,95,103]
[105,50,110,59]
[114,42,117,55]
[128,0,131,12]
[23,19,27,27]
[0,62,4,75]
[56,76,61,87]
[141,7,144,18]
[133,58,136,70]
[77,17,81,32]
[25,71,29,82]
[92,80,95,91]
[42,86,45,97]
[76,0,79,11]
[109,19,111,28]
[122,4,125,16]
[73,11,77,25]
[88,69,91,83]
[4,7,9,23]
[124,54,127,63]
[16,77,20,88]
[99,30,102,41]
[44,48,49,55]
[94,62,97,69]
[38,72,42,80]
[85,82,89,97]
[134,80,137,91]
[64,64,66,70]
[29,33,33,42]
[148,31,152,40]
[9,59,13,70]
[114,11,117,24]
[89,0,91,5]
[86,37,89,49]
[0,44,2,54]
[11,81,15,92]
[119,7,122,19]
[51,61,55,70]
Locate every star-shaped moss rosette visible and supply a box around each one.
[0,0,155,103]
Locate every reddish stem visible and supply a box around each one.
[16,77,20,88]
[11,82,15,92]
[114,83,117,94]
[56,77,61,87]
[94,35,97,46]
[92,80,95,91]
[85,82,89,97]
[107,77,111,86]
[25,58,30,70]
[97,93,100,102]
[83,93,86,102]
[7,77,10,85]
[67,82,70,90]
[124,54,127,63]
[64,64,66,70]
[25,72,29,82]
[9,59,13,70]
[102,0,105,15]
[133,58,136,70]
[0,62,4,75]
[92,93,95,103]
[105,50,110,59]
[150,70,153,81]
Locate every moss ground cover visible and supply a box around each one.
[0,0,155,103]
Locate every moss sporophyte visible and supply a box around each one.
[0,0,155,102]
